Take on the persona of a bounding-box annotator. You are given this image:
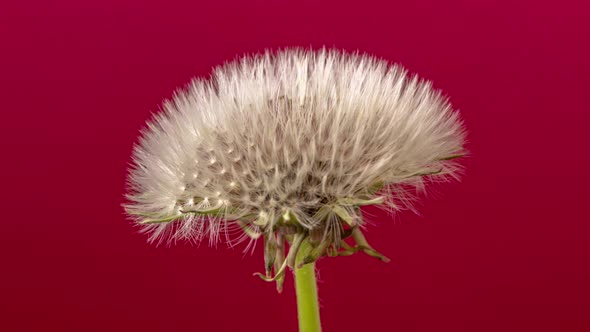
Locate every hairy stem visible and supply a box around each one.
[294,240,322,332]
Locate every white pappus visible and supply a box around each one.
[124,48,466,285]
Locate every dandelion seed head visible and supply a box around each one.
[124,48,466,249]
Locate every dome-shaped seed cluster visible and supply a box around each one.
[124,48,466,288]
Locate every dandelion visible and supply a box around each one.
[124,48,466,332]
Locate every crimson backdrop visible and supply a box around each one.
[1,1,589,331]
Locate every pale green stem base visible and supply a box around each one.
[294,242,322,332]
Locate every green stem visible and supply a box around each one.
[294,240,322,332]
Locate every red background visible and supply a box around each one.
[1,1,589,331]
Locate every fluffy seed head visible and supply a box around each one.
[124,48,466,276]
